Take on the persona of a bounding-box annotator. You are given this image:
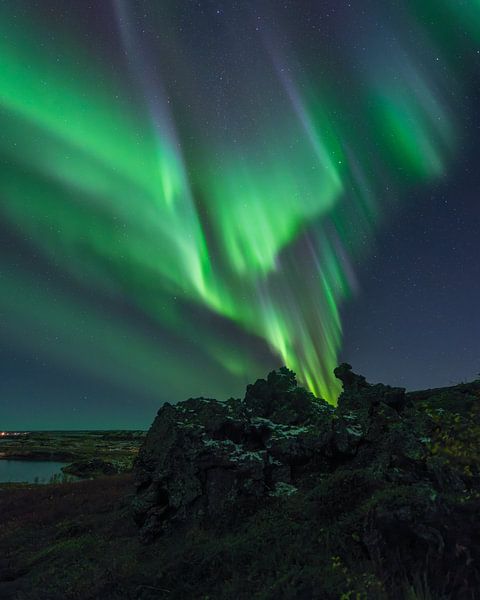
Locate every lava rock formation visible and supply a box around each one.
[133,364,480,599]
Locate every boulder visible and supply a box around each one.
[132,365,421,540]
[62,458,118,478]
[132,368,333,540]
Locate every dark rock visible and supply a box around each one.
[132,364,419,540]
[133,368,333,540]
[62,458,118,478]
[335,363,406,413]
[132,365,480,598]
[244,366,327,426]
[334,362,368,390]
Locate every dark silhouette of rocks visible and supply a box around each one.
[334,362,368,390]
[133,365,480,599]
[132,366,333,537]
[62,458,119,478]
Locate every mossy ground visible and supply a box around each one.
[0,471,462,600]
[0,474,388,600]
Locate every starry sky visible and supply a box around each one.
[1,0,479,429]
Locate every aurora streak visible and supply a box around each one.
[0,1,478,424]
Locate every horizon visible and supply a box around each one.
[3,366,480,431]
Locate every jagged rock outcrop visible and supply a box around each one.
[133,364,480,599]
[132,364,433,540]
[132,367,333,540]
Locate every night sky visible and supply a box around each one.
[1,0,479,430]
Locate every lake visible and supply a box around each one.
[0,460,69,483]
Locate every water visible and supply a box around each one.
[0,460,69,483]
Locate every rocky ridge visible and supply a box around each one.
[132,364,480,599]
[132,367,332,536]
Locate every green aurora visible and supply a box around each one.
[0,1,477,414]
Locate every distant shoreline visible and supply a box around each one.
[1,430,147,434]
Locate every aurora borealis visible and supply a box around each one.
[1,1,479,429]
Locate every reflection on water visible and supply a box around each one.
[0,460,69,483]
